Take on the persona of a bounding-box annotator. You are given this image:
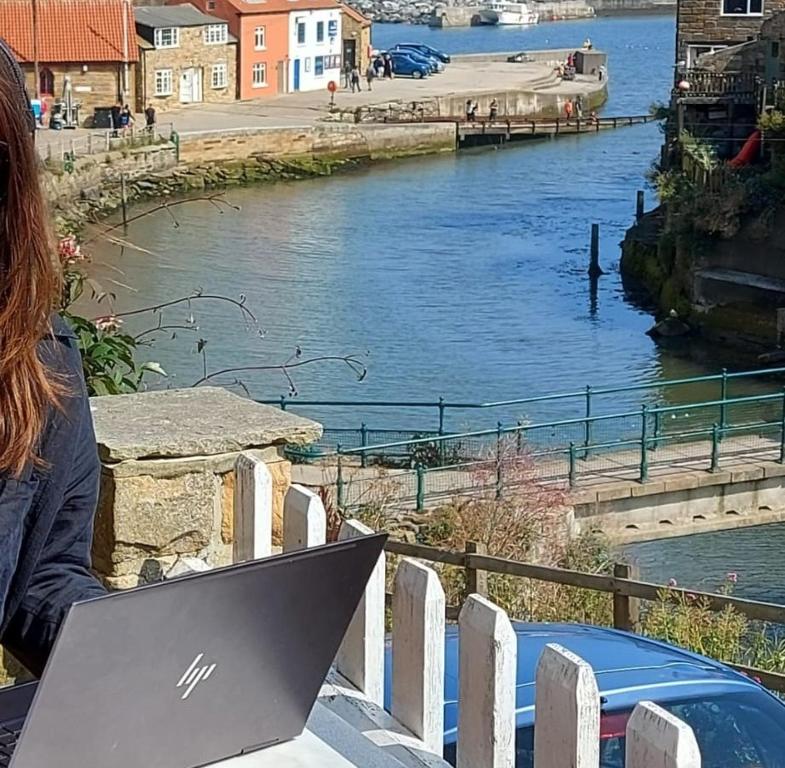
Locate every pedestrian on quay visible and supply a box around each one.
[119,104,133,136]
[470,101,478,121]
[383,54,393,79]
[144,102,156,132]
[343,61,352,89]
[366,61,376,91]
[350,65,362,92]
[567,52,574,68]
[575,94,584,119]
[375,55,385,78]
[466,99,473,121]
[110,100,122,137]
[564,98,574,122]
[489,98,498,121]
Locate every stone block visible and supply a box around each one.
[763,461,785,479]
[730,466,765,483]
[596,484,633,502]
[631,480,665,497]
[663,474,700,494]
[694,470,731,487]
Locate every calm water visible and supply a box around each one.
[87,14,785,596]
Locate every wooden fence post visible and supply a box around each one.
[232,451,272,562]
[282,484,326,552]
[457,595,516,768]
[626,701,701,768]
[392,558,445,756]
[335,519,385,707]
[534,643,600,768]
[613,562,640,632]
[465,540,488,601]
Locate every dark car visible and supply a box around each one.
[387,52,430,79]
[384,622,785,767]
[394,43,451,64]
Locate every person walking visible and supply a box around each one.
[375,55,384,78]
[343,62,352,89]
[144,102,156,132]
[466,99,473,121]
[575,94,584,119]
[564,98,574,122]
[110,101,122,136]
[489,98,498,121]
[350,65,362,93]
[0,36,107,677]
[383,54,393,79]
[366,61,375,91]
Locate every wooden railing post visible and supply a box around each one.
[613,562,640,632]
[626,701,701,768]
[392,558,445,755]
[233,451,272,562]
[533,644,600,768]
[465,541,488,601]
[282,484,326,552]
[457,595,516,768]
[336,519,385,707]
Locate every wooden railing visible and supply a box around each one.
[678,69,759,101]
[223,449,782,766]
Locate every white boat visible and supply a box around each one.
[479,1,539,25]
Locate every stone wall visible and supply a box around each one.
[90,387,321,589]
[177,122,457,163]
[23,62,134,128]
[342,11,372,72]
[677,0,785,63]
[136,28,238,111]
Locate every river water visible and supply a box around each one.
[87,14,785,598]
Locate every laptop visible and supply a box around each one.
[0,533,387,768]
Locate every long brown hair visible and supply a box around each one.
[0,41,62,476]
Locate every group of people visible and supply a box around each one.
[562,94,598,125]
[465,98,499,122]
[109,102,157,136]
[344,54,395,93]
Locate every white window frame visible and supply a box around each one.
[211,61,227,89]
[254,25,266,50]
[720,0,763,15]
[314,55,324,76]
[204,24,228,44]
[686,43,729,67]
[252,62,267,88]
[296,20,306,45]
[154,68,173,96]
[154,27,180,49]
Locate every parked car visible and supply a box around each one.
[387,52,430,79]
[391,45,445,72]
[394,43,451,63]
[384,623,785,767]
[385,49,439,74]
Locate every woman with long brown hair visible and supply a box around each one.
[0,39,104,676]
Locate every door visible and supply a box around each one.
[343,40,357,70]
[180,68,203,103]
[293,58,301,91]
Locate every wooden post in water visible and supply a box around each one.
[588,224,604,278]
[636,190,645,221]
[120,173,128,229]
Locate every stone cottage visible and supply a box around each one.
[0,0,137,126]
[341,4,372,74]
[135,4,238,111]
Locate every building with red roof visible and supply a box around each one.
[171,0,343,99]
[0,0,137,125]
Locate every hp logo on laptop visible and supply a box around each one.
[177,653,218,700]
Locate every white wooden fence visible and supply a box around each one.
[225,452,705,767]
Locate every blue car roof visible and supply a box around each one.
[383,622,768,743]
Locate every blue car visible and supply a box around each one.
[394,43,451,64]
[386,49,438,74]
[388,52,429,79]
[384,623,785,767]
[391,46,444,73]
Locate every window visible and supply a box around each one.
[314,55,324,76]
[722,0,762,14]
[686,43,728,67]
[254,25,266,49]
[39,67,54,96]
[204,24,228,44]
[211,61,227,88]
[252,62,267,87]
[154,69,173,96]
[154,27,180,48]
[316,21,324,42]
[207,0,216,8]
[296,21,306,44]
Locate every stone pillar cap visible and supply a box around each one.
[91,387,322,462]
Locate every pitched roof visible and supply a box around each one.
[135,3,227,29]
[341,4,371,26]
[0,0,138,63]
[218,0,341,15]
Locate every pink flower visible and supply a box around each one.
[727,572,738,584]
[668,578,678,587]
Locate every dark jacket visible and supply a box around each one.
[0,315,105,676]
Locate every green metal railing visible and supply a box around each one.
[319,389,785,513]
[260,366,785,457]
